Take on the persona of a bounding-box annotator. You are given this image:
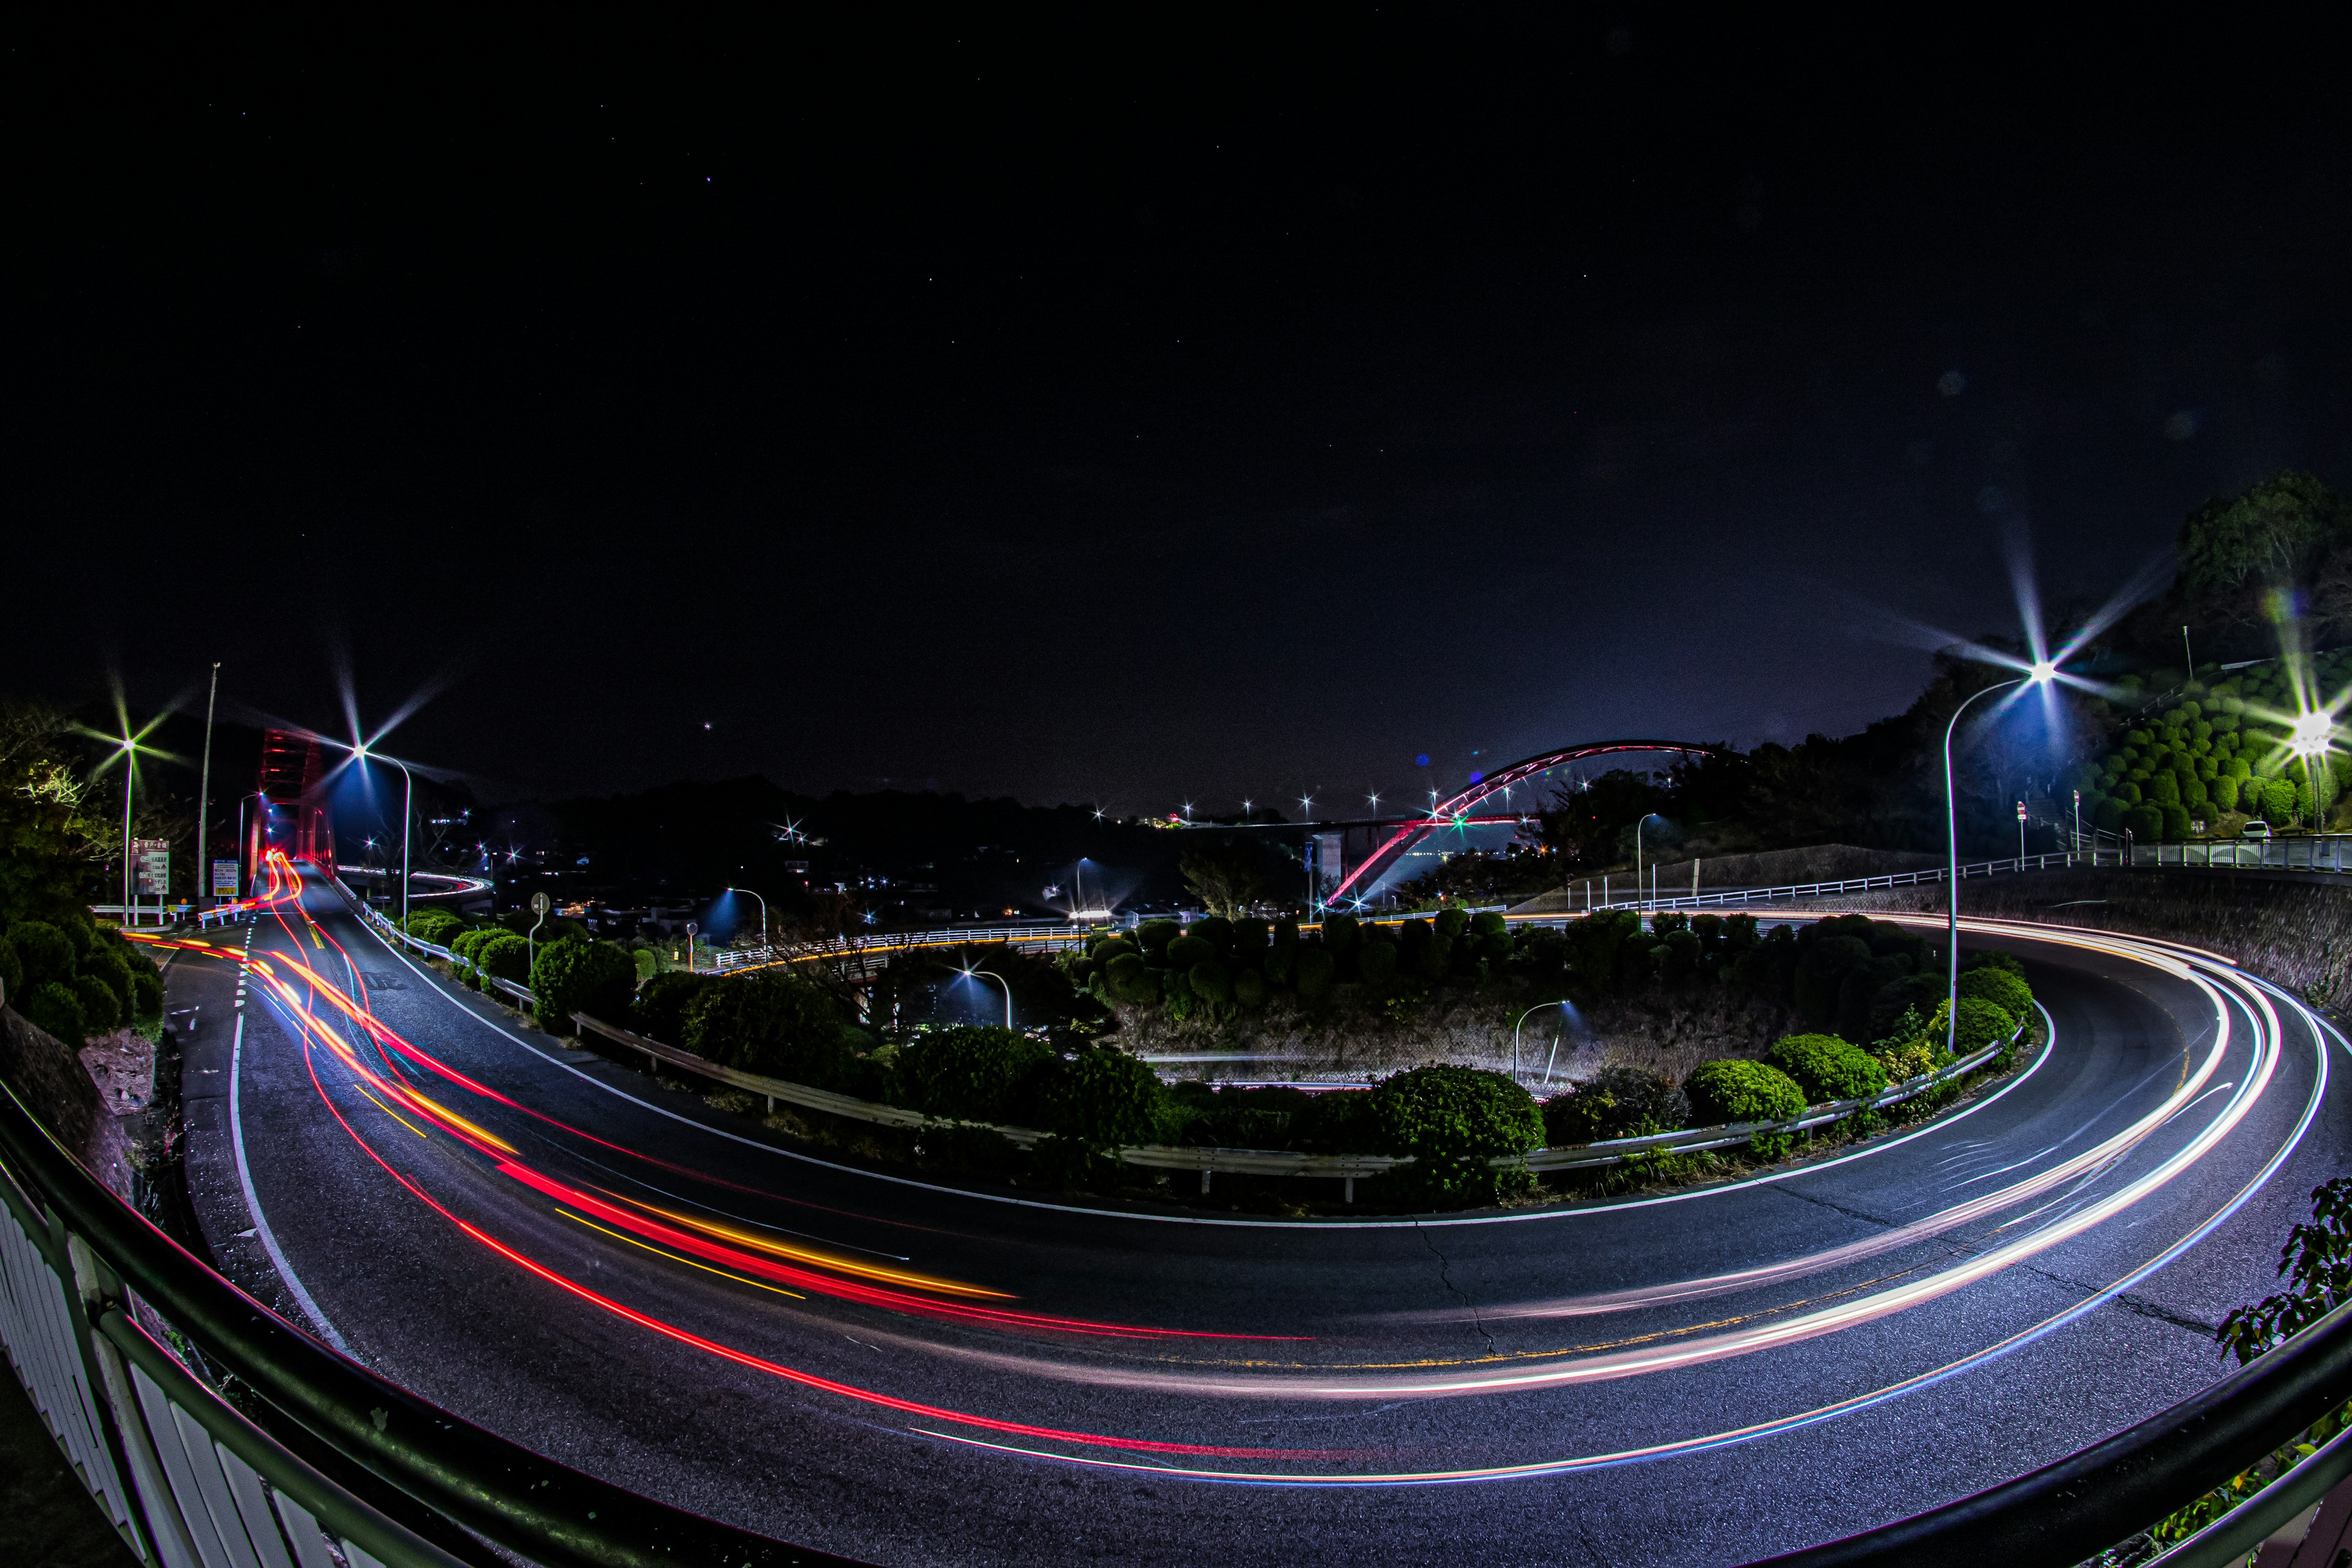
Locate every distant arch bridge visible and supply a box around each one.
[1323,738,1722,905]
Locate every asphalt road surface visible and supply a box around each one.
[161,871,2348,1567]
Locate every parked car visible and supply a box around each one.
[2242,820,2273,839]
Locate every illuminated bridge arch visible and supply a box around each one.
[1324,738,1722,906]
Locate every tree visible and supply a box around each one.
[1178,840,1272,918]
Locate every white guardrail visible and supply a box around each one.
[571,1012,2023,1200]
[0,1171,467,1568]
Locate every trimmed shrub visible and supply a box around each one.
[70,973,122,1033]
[128,968,164,1023]
[529,938,638,1034]
[682,970,864,1090]
[0,937,20,1001]
[1189,916,1234,955]
[1090,935,1138,967]
[1033,1046,1165,1148]
[1230,920,1270,963]
[80,946,135,1014]
[1189,959,1233,1006]
[1098,952,1160,1006]
[1135,920,1180,960]
[1370,1065,1544,1208]
[23,979,87,1045]
[1264,922,1298,984]
[1932,995,2018,1055]
[11,921,74,989]
[1322,913,1362,962]
[1294,946,1335,1003]
[895,1025,1054,1124]
[1469,909,1512,965]
[1794,935,1872,1027]
[1356,940,1398,989]
[1764,1034,1889,1104]
[1684,1059,1806,1128]
[1542,1068,1687,1146]
[403,909,466,945]
[477,933,532,984]
[633,970,715,1044]
[1165,933,1215,971]
[1233,968,1268,1009]
[1956,967,2034,1027]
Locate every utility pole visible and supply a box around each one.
[195,663,219,914]
[2016,800,2027,865]
[2183,625,2195,682]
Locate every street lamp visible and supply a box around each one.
[2290,710,2334,831]
[959,964,1012,1028]
[1942,664,2054,1054]
[1514,999,1572,1082]
[725,886,770,949]
[1634,813,1664,913]
[347,742,415,932]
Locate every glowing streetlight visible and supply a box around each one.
[330,738,415,931]
[959,964,1012,1028]
[1941,661,2056,1054]
[725,886,770,949]
[1514,998,1572,1082]
[1633,813,1665,912]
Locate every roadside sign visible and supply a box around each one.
[134,839,169,897]
[530,892,551,917]
[212,859,241,898]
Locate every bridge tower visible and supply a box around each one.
[253,729,336,885]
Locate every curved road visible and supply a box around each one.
[156,863,2348,1566]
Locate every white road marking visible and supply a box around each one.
[230,1008,352,1354]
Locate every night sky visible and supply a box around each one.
[10,15,2348,816]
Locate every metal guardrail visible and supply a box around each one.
[0,1068,867,1568]
[570,1015,2020,1198]
[345,895,538,1009]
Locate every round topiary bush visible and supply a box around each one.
[1369,1065,1544,1208]
[1934,995,2018,1055]
[22,979,87,1046]
[1542,1068,1687,1146]
[1233,968,1268,1009]
[894,1025,1054,1123]
[1763,1034,1889,1104]
[1684,1059,1806,1128]
[529,937,638,1035]
[1356,940,1398,989]
[1189,958,1233,1006]
[477,933,532,984]
[70,973,122,1034]
[1098,952,1160,1006]
[1955,966,2034,1028]
[1293,946,1335,1003]
[1033,1045,1166,1148]
[632,969,715,1044]
[1166,933,1215,971]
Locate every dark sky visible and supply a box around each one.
[9,14,2348,816]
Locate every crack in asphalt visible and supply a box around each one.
[1419,1219,1494,1352]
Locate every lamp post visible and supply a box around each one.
[1513,999,1572,1082]
[2290,712,2333,834]
[726,886,769,950]
[961,965,1013,1028]
[1943,665,2052,1054]
[118,746,137,923]
[361,748,415,932]
[195,663,220,914]
[1634,813,1664,913]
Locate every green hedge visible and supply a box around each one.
[1370,1065,1544,1207]
[1956,967,2034,1028]
[1763,1034,1888,1104]
[1684,1059,1806,1156]
[1542,1068,1686,1145]
[529,937,638,1035]
[682,970,869,1091]
[633,970,714,1044]
[893,1025,1054,1125]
